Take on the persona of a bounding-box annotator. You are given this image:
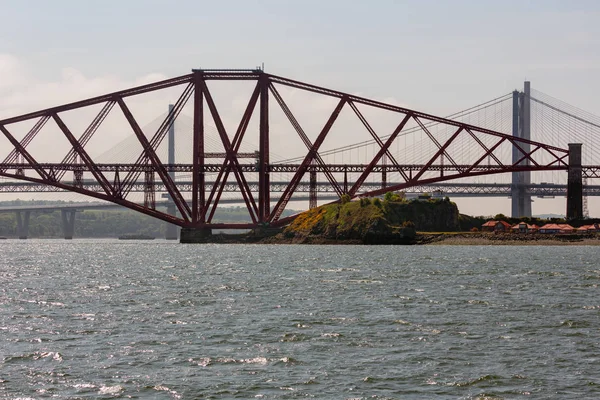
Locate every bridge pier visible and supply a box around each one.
[61,209,77,240]
[15,210,31,239]
[567,143,583,220]
[165,203,179,240]
[180,227,212,243]
[164,103,179,240]
[511,83,532,217]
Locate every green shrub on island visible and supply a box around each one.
[284,196,459,244]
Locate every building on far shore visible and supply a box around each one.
[577,224,600,233]
[482,220,511,232]
[511,222,539,234]
[538,223,575,234]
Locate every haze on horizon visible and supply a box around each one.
[0,0,599,217]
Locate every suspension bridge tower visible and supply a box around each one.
[165,104,179,240]
[511,81,532,217]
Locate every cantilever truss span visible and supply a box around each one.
[0,70,571,229]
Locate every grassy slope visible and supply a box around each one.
[285,198,459,241]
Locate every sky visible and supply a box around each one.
[0,0,599,217]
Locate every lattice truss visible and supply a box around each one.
[0,71,570,228]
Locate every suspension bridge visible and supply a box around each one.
[0,68,598,242]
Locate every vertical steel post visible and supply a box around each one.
[309,166,317,209]
[567,143,583,220]
[143,169,156,209]
[192,71,205,224]
[259,73,270,222]
[344,169,348,194]
[165,104,178,239]
[381,154,387,189]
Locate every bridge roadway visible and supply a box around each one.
[1,162,600,177]
[0,197,323,213]
[2,180,596,239]
[2,179,600,197]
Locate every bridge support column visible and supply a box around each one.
[511,82,532,217]
[258,73,270,222]
[61,209,77,240]
[15,210,31,239]
[567,143,583,220]
[165,204,179,240]
[165,103,179,240]
[309,167,317,209]
[180,227,212,243]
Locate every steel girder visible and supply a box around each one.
[4,162,599,175]
[3,180,600,198]
[0,70,575,228]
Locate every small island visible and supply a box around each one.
[256,193,600,245]
[265,193,459,245]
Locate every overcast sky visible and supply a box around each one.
[1,0,599,216]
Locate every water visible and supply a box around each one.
[1,241,599,399]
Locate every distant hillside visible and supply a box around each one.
[0,202,299,238]
[534,213,565,219]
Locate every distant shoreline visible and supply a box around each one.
[421,233,600,246]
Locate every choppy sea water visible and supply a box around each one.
[0,240,599,399]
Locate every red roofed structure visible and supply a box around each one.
[539,223,575,234]
[481,220,497,232]
[511,222,539,233]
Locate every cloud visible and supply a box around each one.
[0,54,418,165]
[0,54,27,90]
[0,56,170,120]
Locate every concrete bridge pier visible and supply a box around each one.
[511,83,532,218]
[165,203,179,240]
[61,209,77,240]
[15,210,31,239]
[567,143,583,220]
[164,103,179,240]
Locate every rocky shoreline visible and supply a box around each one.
[195,231,600,245]
[419,232,600,246]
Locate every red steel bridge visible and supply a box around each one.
[0,69,597,241]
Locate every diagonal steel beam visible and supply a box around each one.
[412,126,463,182]
[198,79,259,223]
[51,113,115,196]
[348,113,413,196]
[0,124,51,181]
[348,101,409,182]
[512,141,540,167]
[267,73,568,155]
[2,116,50,168]
[0,170,187,225]
[269,96,347,221]
[465,127,503,167]
[464,137,507,174]
[119,83,194,196]
[269,83,343,197]
[513,145,541,167]
[117,98,191,221]
[1,75,194,125]
[56,101,116,181]
[544,148,569,167]
[358,165,567,199]
[413,116,460,171]
[206,82,261,223]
